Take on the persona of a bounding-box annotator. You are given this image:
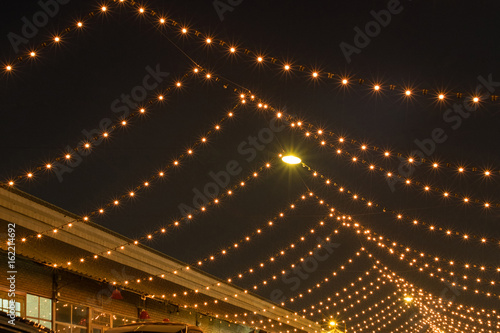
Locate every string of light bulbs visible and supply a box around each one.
[303,189,500,278]
[300,163,500,247]
[288,127,498,210]
[115,0,500,184]
[379,273,500,328]
[120,0,500,112]
[2,65,232,189]
[304,274,386,320]
[327,214,500,298]
[1,3,120,75]
[34,158,275,270]
[225,217,339,291]
[329,214,499,282]
[417,295,500,332]
[189,194,327,272]
[374,254,500,321]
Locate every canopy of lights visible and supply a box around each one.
[1,1,499,332]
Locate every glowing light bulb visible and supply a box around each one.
[282,155,301,165]
[159,18,165,24]
[84,143,91,149]
[121,120,127,125]
[374,85,380,91]
[27,173,33,178]
[206,38,212,44]
[193,68,199,73]
[77,22,83,27]
[473,96,479,103]
[257,56,263,62]
[30,51,36,57]
[284,64,290,70]
[182,28,187,33]
[6,65,12,71]
[140,108,145,113]
[342,79,348,85]
[433,163,439,168]
[230,47,236,53]
[405,90,411,96]
[158,95,164,100]
[206,73,211,79]
[438,94,445,100]
[139,7,145,13]
[312,72,318,78]
[176,82,181,87]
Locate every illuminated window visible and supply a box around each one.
[55,302,88,333]
[26,294,52,329]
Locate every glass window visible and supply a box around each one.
[0,290,24,317]
[55,301,88,333]
[92,310,110,327]
[26,294,52,329]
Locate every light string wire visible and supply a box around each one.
[317,279,387,319]
[11,95,243,243]
[318,203,500,298]
[380,265,497,333]
[11,61,265,243]
[373,252,500,324]
[229,246,367,322]
[415,295,499,332]
[300,267,386,321]
[38,158,276,269]
[321,208,500,287]
[3,0,498,184]
[15,158,315,331]
[284,187,500,299]
[117,0,500,109]
[3,68,196,188]
[118,0,500,180]
[1,3,117,73]
[188,193,323,272]
[280,118,498,210]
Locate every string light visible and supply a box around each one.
[35,159,277,271]
[2,68,202,187]
[300,163,499,246]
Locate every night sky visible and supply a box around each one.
[1,0,500,331]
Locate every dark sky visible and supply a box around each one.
[1,0,500,331]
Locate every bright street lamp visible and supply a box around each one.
[282,155,301,164]
[404,296,413,303]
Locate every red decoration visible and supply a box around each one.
[111,289,123,300]
[139,310,150,319]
